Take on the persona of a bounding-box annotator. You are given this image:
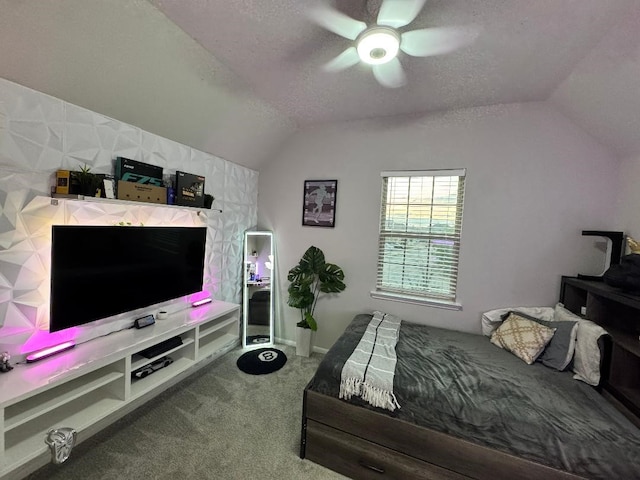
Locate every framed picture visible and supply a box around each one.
[302,180,337,227]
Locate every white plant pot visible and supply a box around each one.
[296,327,312,357]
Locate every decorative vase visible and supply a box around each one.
[296,327,312,357]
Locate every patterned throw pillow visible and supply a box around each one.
[490,312,556,364]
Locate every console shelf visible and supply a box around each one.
[0,300,240,480]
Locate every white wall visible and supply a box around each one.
[0,78,257,357]
[258,102,620,350]
[615,153,640,242]
[0,0,295,171]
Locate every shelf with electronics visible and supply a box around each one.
[53,158,219,213]
[0,300,240,480]
[49,193,222,214]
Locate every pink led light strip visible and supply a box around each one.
[191,297,212,307]
[25,341,76,363]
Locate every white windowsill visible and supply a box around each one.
[369,290,463,311]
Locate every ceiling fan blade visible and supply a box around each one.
[308,4,367,40]
[323,47,360,72]
[372,58,406,88]
[400,27,479,57]
[377,0,426,29]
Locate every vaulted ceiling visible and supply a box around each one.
[1,1,638,169]
[152,0,640,157]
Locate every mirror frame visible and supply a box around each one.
[242,231,274,349]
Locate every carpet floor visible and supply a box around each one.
[25,345,346,480]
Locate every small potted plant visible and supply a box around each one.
[287,245,346,356]
[76,164,100,197]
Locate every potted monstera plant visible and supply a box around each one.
[287,245,346,356]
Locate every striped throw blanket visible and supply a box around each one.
[339,311,401,411]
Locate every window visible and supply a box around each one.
[374,169,465,307]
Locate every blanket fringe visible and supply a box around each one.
[340,377,400,411]
[339,376,362,400]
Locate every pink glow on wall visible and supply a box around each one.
[188,306,211,322]
[20,327,80,355]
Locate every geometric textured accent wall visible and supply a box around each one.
[0,78,257,354]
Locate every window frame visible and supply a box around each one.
[371,169,466,310]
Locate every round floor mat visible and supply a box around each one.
[236,347,287,375]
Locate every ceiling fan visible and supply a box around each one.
[308,0,478,88]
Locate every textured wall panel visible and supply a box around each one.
[0,78,257,356]
[0,79,64,172]
[64,103,142,174]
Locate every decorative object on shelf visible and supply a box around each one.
[103,177,116,199]
[577,230,624,281]
[117,180,167,204]
[131,356,174,379]
[204,194,214,209]
[115,157,163,186]
[176,171,206,207]
[45,427,77,464]
[287,245,346,356]
[628,236,640,254]
[302,180,337,227]
[603,236,640,292]
[236,347,287,375]
[0,351,13,372]
[76,164,101,197]
[55,169,71,194]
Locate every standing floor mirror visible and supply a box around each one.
[242,231,274,349]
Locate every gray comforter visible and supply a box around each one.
[308,314,640,479]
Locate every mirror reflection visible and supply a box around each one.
[242,231,274,348]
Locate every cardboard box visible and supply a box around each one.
[175,171,205,207]
[115,157,163,186]
[55,170,71,194]
[117,180,167,204]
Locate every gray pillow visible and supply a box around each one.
[501,311,578,371]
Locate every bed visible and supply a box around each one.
[300,313,640,480]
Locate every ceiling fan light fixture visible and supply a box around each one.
[356,27,400,65]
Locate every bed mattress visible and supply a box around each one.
[307,314,640,479]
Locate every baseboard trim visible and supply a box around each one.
[275,337,328,355]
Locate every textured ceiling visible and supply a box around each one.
[152,0,639,149]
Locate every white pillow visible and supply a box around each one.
[481,306,554,336]
[554,303,608,386]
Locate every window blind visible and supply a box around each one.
[376,169,465,302]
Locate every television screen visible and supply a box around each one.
[50,225,206,332]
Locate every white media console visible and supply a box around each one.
[0,300,240,480]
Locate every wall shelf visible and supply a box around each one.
[0,300,240,479]
[50,193,223,213]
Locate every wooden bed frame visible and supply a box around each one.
[300,386,585,480]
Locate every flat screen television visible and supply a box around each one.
[50,225,206,332]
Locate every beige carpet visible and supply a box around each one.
[26,345,346,480]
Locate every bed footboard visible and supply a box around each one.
[301,387,584,480]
